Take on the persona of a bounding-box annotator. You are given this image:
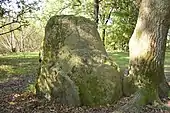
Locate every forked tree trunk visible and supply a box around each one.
[127,0,170,108]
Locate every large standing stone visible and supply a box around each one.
[36,15,122,106]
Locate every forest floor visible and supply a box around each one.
[0,52,170,113]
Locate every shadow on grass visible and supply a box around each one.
[0,52,39,83]
[0,52,39,96]
[1,51,170,94]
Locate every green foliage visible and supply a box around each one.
[24,0,139,53]
[41,0,94,22]
[42,0,138,51]
[26,83,36,93]
[0,0,138,53]
[98,0,138,51]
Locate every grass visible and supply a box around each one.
[109,51,170,68]
[165,51,170,65]
[0,51,170,111]
[0,52,39,83]
[108,51,129,68]
[0,51,170,83]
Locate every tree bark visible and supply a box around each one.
[119,0,170,112]
[94,0,99,27]
[10,30,17,52]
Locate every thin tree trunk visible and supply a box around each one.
[9,17,16,52]
[94,0,99,27]
[10,31,16,52]
[20,28,25,52]
[101,8,113,46]
[102,29,106,46]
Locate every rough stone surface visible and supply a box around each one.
[36,15,122,106]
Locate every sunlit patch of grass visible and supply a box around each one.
[108,51,170,69]
[0,65,14,82]
[108,52,129,68]
[0,52,39,58]
[164,65,170,68]
[26,84,36,94]
[0,65,14,73]
[165,51,170,64]
[0,64,29,77]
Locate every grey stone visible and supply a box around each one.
[36,15,122,106]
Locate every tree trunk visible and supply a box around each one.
[101,14,106,46]
[94,0,99,27]
[102,28,106,46]
[130,0,170,105]
[118,0,170,112]
[10,31,16,52]
[101,8,113,46]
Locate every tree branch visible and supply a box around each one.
[0,20,20,28]
[105,7,113,25]
[99,0,103,3]
[58,3,72,14]
[0,25,24,35]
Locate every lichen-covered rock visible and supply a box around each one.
[36,15,122,106]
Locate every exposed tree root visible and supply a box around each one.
[113,93,143,113]
[154,98,170,112]
[159,78,170,99]
[113,89,170,113]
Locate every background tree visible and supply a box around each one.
[94,0,99,27]
[0,0,40,34]
[0,0,42,52]
[40,0,138,51]
[99,0,138,50]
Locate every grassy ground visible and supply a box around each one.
[0,52,169,113]
[0,52,39,98]
[0,51,170,88]
[0,52,39,83]
[109,51,170,73]
[0,51,170,90]
[108,52,129,68]
[0,52,129,86]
